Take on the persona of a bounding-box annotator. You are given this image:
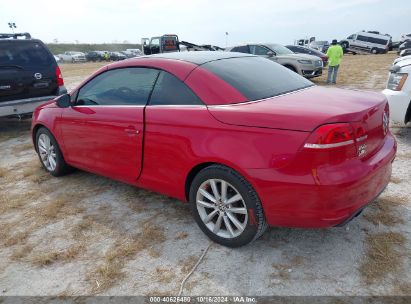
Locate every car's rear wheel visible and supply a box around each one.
[189,165,267,247]
[371,48,378,54]
[36,127,70,177]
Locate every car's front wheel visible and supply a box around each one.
[36,127,70,177]
[189,165,267,247]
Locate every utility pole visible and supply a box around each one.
[8,22,17,34]
[225,32,229,48]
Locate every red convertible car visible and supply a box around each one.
[31,52,396,247]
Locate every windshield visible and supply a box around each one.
[203,56,313,102]
[266,44,294,55]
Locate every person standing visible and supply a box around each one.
[326,39,344,84]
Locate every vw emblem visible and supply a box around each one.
[382,112,389,135]
[34,73,42,80]
[358,144,367,157]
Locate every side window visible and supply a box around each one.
[347,34,354,40]
[357,35,368,42]
[150,38,161,54]
[249,45,270,55]
[231,45,250,53]
[76,68,159,106]
[149,71,203,106]
[297,47,309,54]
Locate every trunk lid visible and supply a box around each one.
[207,86,388,157]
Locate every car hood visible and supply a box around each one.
[277,53,320,61]
[207,86,387,132]
[394,57,411,69]
[394,55,411,64]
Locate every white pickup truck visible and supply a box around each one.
[58,51,86,63]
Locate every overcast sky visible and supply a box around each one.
[1,0,410,46]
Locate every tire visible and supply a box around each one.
[371,48,378,54]
[284,65,297,73]
[35,127,71,177]
[189,165,268,247]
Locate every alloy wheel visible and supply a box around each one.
[196,179,248,239]
[38,133,57,171]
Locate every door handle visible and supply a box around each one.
[124,127,140,134]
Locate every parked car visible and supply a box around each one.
[226,43,323,78]
[123,49,142,58]
[382,57,411,124]
[400,33,411,43]
[54,55,61,63]
[400,49,411,57]
[309,40,329,53]
[285,45,328,66]
[86,51,105,62]
[391,41,402,50]
[109,51,127,61]
[0,33,66,118]
[394,55,411,65]
[398,40,411,54]
[58,51,86,63]
[340,31,391,54]
[31,51,396,247]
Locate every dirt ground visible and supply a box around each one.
[0,52,410,296]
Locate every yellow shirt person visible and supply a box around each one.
[326,40,344,84]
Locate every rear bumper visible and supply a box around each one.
[382,88,411,124]
[0,86,66,117]
[246,133,397,228]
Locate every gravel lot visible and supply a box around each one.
[0,53,410,296]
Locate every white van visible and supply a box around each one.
[340,31,391,54]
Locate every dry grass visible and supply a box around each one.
[30,244,85,267]
[0,166,7,178]
[364,195,407,227]
[360,232,406,283]
[11,244,34,261]
[3,230,31,247]
[396,151,411,160]
[271,263,292,281]
[390,176,403,184]
[154,267,175,284]
[290,256,304,267]
[179,255,198,274]
[87,219,166,293]
[59,62,106,78]
[71,217,94,239]
[0,190,42,214]
[312,52,397,91]
[13,142,34,154]
[175,232,189,240]
[21,163,51,184]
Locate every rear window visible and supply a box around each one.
[202,56,313,101]
[0,41,54,68]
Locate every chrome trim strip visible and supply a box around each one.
[304,140,355,149]
[356,135,368,142]
[207,86,314,108]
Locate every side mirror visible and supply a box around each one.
[267,51,275,57]
[56,93,71,108]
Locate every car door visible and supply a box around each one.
[142,71,206,192]
[59,67,159,181]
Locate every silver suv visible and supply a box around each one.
[226,43,323,78]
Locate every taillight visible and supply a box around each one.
[304,123,355,149]
[56,66,64,86]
